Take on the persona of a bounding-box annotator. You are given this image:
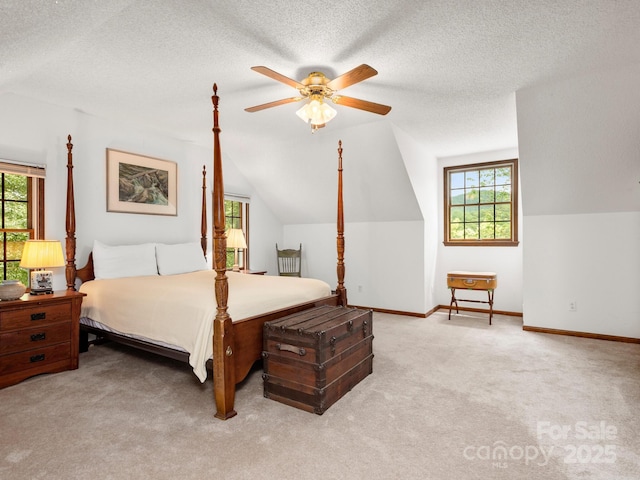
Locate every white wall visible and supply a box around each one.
[392,125,438,312]
[284,221,425,314]
[517,63,640,338]
[434,148,524,314]
[0,93,282,289]
[523,213,640,337]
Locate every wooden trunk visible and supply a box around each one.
[262,305,373,415]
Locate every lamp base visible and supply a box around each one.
[30,270,53,295]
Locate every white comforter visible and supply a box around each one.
[79,270,332,382]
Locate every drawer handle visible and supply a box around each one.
[30,353,45,363]
[30,332,46,342]
[31,312,46,321]
[276,343,306,356]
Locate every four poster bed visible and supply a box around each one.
[63,84,348,419]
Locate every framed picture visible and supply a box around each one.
[107,149,177,215]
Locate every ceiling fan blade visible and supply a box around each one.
[251,66,305,89]
[326,64,378,91]
[333,95,392,115]
[245,97,303,112]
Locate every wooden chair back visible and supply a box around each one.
[276,243,302,277]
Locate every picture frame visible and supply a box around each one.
[106,149,177,216]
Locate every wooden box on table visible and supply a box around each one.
[447,271,497,290]
[262,305,373,415]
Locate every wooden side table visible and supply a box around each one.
[0,290,85,388]
[447,271,497,325]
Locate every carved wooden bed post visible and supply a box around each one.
[66,135,77,291]
[201,165,207,258]
[336,140,347,307]
[211,84,237,420]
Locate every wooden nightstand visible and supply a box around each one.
[0,290,85,388]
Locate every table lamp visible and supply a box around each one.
[19,240,65,294]
[226,228,247,272]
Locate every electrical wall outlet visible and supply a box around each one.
[568,301,577,312]
[357,285,363,293]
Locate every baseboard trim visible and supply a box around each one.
[523,326,640,344]
[436,305,523,317]
[347,305,521,319]
[350,304,638,343]
[425,305,441,317]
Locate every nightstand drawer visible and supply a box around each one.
[0,342,70,376]
[0,302,71,331]
[0,322,71,355]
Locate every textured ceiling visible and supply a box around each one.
[2,1,640,166]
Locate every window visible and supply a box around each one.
[224,196,249,269]
[444,159,518,246]
[0,161,46,283]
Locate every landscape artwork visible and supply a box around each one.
[106,149,177,215]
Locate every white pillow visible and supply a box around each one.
[156,242,208,275]
[93,240,158,280]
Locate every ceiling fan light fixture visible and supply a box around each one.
[296,96,337,127]
[246,64,391,132]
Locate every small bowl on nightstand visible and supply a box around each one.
[0,280,27,301]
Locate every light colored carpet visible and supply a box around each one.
[1,311,639,479]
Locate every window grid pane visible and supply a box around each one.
[479,222,495,239]
[225,199,249,270]
[1,173,37,282]
[479,168,495,187]
[465,171,478,188]
[464,223,479,239]
[444,160,517,245]
[465,188,479,204]
[450,188,465,205]
[225,200,241,268]
[479,205,494,222]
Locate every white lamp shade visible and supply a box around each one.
[19,240,65,269]
[226,229,247,249]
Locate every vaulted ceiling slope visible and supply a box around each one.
[237,120,423,225]
[2,1,640,214]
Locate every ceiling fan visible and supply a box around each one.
[245,64,392,132]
